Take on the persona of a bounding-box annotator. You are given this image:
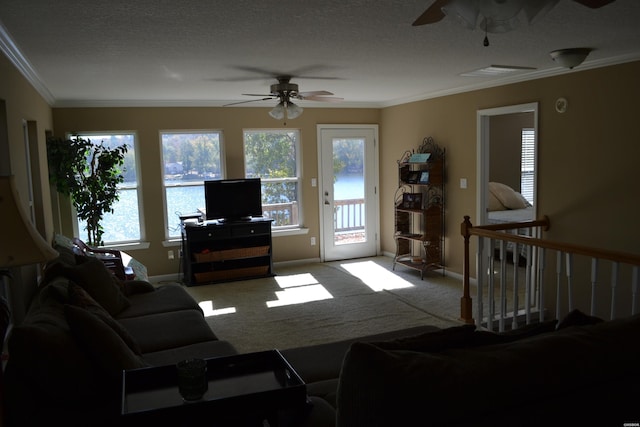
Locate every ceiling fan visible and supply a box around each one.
[223,75,343,120]
[412,0,616,29]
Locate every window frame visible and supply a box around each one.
[69,131,145,249]
[160,130,226,241]
[243,129,303,231]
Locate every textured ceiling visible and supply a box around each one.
[1,0,639,108]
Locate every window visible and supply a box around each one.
[161,131,224,238]
[73,132,140,244]
[243,130,301,229]
[521,128,535,205]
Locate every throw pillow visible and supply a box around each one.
[60,258,131,316]
[488,182,528,210]
[557,309,604,329]
[487,190,506,211]
[68,282,142,355]
[64,304,147,379]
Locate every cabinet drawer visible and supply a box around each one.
[187,226,231,241]
[231,223,271,237]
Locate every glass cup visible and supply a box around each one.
[176,358,208,401]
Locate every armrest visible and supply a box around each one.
[72,237,135,281]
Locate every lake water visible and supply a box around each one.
[92,173,364,242]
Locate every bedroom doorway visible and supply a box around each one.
[477,103,538,225]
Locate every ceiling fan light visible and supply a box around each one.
[549,48,592,69]
[286,102,303,119]
[269,102,286,120]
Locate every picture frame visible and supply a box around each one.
[418,171,430,184]
[402,192,422,209]
[406,171,420,184]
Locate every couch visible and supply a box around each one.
[5,234,640,426]
[286,310,640,427]
[3,236,238,427]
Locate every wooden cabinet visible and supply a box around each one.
[393,137,445,278]
[181,218,273,286]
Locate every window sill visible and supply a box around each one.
[103,241,151,251]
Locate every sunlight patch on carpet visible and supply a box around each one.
[266,273,334,307]
[274,273,318,288]
[341,260,414,291]
[199,300,236,316]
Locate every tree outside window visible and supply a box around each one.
[161,131,224,238]
[243,130,301,228]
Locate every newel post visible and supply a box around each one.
[460,216,474,324]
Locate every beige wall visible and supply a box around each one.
[489,112,534,192]
[381,60,640,313]
[0,52,54,241]
[4,47,640,296]
[51,107,380,275]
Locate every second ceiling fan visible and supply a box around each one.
[225,75,343,120]
[413,0,616,29]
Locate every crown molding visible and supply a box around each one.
[0,20,55,106]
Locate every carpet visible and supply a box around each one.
[181,256,463,353]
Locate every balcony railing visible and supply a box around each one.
[263,198,365,232]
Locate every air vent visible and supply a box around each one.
[460,65,536,77]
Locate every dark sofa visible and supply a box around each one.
[286,311,640,427]
[3,237,238,427]
[4,235,639,426]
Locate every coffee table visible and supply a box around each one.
[121,349,308,426]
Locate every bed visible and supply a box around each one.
[486,182,534,259]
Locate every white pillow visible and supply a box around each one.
[487,191,506,211]
[488,182,528,210]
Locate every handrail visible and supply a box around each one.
[460,215,640,325]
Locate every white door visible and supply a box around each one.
[318,125,379,261]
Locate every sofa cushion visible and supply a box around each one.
[117,309,218,353]
[281,325,441,384]
[336,314,640,427]
[64,304,147,378]
[6,279,103,400]
[117,284,203,319]
[59,258,131,315]
[68,282,142,354]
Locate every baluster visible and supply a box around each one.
[610,262,619,320]
[476,236,485,329]
[565,253,573,312]
[525,244,532,324]
[538,248,546,322]
[590,258,598,316]
[512,238,519,330]
[499,240,506,332]
[632,266,639,315]
[488,239,495,331]
[556,251,562,320]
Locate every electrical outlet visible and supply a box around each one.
[168,250,175,260]
[310,237,316,246]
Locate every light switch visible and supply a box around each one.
[311,178,317,187]
[460,178,468,189]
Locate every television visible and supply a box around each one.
[204,178,263,222]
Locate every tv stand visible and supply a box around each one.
[181,218,273,286]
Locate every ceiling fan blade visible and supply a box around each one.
[298,96,344,102]
[242,93,276,97]
[572,0,616,8]
[298,90,334,97]
[412,0,450,26]
[223,97,274,107]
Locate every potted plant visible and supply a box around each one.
[47,135,128,246]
